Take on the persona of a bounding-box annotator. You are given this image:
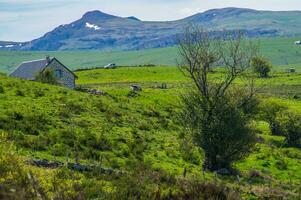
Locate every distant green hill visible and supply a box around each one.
[1,37,301,74]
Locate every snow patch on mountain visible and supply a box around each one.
[85,22,101,30]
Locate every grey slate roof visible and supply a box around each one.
[9,58,52,80]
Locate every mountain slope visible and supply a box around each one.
[186,7,301,35]
[0,41,22,50]
[7,7,301,51]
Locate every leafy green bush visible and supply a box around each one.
[35,69,58,85]
[251,56,272,78]
[276,110,301,147]
[259,99,288,135]
[15,89,25,96]
[181,92,256,170]
[0,85,4,94]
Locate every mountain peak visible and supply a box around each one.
[127,16,140,21]
[82,10,118,21]
[204,7,257,15]
[186,7,258,22]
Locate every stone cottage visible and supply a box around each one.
[9,56,77,89]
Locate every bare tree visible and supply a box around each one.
[179,27,259,104]
[178,26,259,171]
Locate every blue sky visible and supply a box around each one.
[1,0,301,41]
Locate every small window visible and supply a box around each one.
[54,69,63,78]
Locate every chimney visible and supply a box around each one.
[46,55,51,64]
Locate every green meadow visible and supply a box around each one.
[2,37,301,74]
[1,64,301,199]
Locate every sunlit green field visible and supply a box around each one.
[77,66,301,85]
[76,66,301,96]
[2,37,301,74]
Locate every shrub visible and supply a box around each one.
[276,110,301,148]
[110,158,121,169]
[127,90,140,98]
[33,88,45,97]
[251,56,272,78]
[179,135,202,165]
[51,143,69,156]
[0,133,45,199]
[15,89,25,96]
[6,111,49,136]
[64,99,86,115]
[275,158,288,170]
[20,135,48,151]
[128,133,148,161]
[0,85,4,94]
[175,180,240,200]
[137,120,152,131]
[181,92,256,170]
[35,69,58,85]
[259,99,287,135]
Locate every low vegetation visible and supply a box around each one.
[251,56,272,78]
[35,69,59,85]
[0,61,301,199]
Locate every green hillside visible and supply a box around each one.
[1,67,301,199]
[1,37,301,74]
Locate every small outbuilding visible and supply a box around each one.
[9,56,77,89]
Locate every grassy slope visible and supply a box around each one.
[1,66,301,198]
[78,67,301,185]
[2,37,301,74]
[0,74,195,175]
